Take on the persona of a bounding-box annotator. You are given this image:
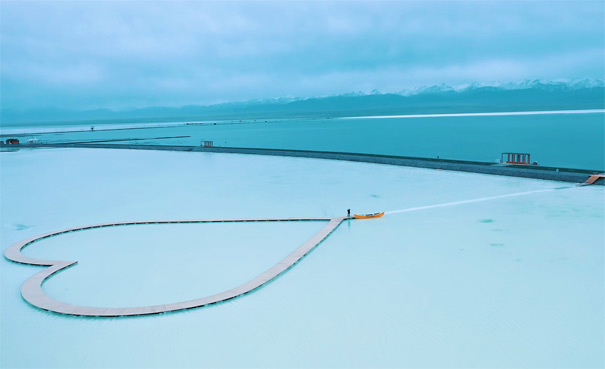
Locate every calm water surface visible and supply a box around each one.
[3,112,604,169]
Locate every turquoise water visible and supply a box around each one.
[3,112,604,170]
[1,148,603,367]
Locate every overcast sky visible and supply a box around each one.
[1,1,603,110]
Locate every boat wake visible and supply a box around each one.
[384,187,574,215]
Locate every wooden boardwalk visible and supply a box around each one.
[4,217,348,317]
[583,173,605,185]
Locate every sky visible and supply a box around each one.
[1,0,604,110]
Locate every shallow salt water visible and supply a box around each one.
[1,148,603,368]
[3,111,604,170]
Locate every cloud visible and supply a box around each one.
[1,1,603,109]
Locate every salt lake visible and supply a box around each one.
[1,148,603,368]
[2,111,604,170]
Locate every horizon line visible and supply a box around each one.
[340,109,605,120]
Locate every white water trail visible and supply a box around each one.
[385,188,563,215]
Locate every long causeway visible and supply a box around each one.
[12,143,604,185]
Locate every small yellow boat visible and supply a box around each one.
[353,212,385,219]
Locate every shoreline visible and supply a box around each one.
[339,109,605,120]
[8,143,603,185]
[2,109,604,136]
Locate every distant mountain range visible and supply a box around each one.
[2,79,604,125]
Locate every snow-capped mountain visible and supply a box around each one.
[394,79,604,97]
[2,79,603,124]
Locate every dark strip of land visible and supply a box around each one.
[0,125,191,138]
[53,136,190,144]
[0,120,260,138]
[5,143,604,185]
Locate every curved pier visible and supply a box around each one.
[5,217,347,317]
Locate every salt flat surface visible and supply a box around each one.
[26,221,327,307]
[1,148,603,368]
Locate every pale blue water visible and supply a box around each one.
[3,112,604,170]
[1,148,603,368]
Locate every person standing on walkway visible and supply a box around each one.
[347,209,351,217]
